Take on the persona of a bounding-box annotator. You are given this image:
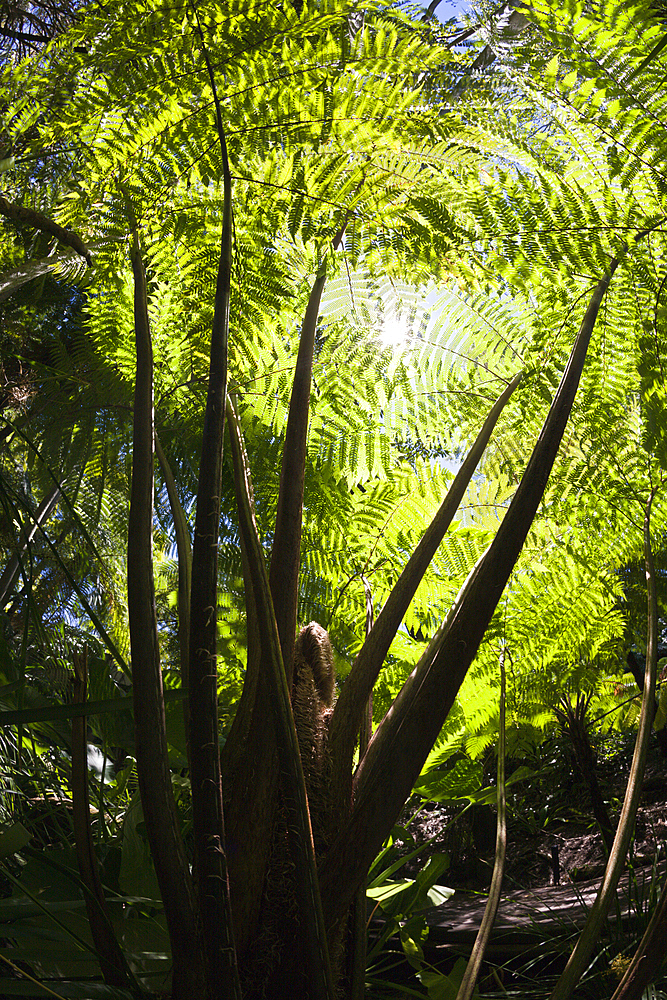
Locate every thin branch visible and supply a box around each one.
[328,372,522,787]
[320,256,621,936]
[269,222,346,681]
[549,486,661,1000]
[0,195,92,265]
[456,648,507,1000]
[0,27,50,42]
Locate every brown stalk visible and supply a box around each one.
[186,7,241,998]
[319,259,619,934]
[222,225,344,958]
[227,393,334,1000]
[71,648,140,994]
[127,226,204,1000]
[328,372,522,792]
[349,577,375,1000]
[0,194,91,264]
[549,486,661,1000]
[269,262,326,677]
[270,222,346,680]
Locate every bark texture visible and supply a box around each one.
[186,10,241,997]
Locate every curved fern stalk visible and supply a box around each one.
[0,194,92,265]
[320,256,621,934]
[71,648,142,995]
[0,484,60,606]
[328,371,522,795]
[154,433,192,744]
[186,7,242,999]
[270,259,328,669]
[455,646,507,1000]
[226,392,335,1000]
[550,483,662,1000]
[270,221,347,679]
[126,227,205,1000]
[350,575,375,1000]
[224,255,334,804]
[222,221,346,962]
[611,865,667,1000]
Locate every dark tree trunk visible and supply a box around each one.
[127,232,205,1000]
[223,254,337,966]
[186,15,241,999]
[227,396,334,1000]
[627,650,667,755]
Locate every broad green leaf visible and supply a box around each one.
[0,823,31,857]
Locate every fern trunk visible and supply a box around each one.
[223,258,334,964]
[227,394,334,1000]
[220,260,615,997]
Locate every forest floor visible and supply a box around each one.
[401,736,667,895]
[382,735,667,993]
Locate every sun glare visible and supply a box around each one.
[380,314,410,348]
